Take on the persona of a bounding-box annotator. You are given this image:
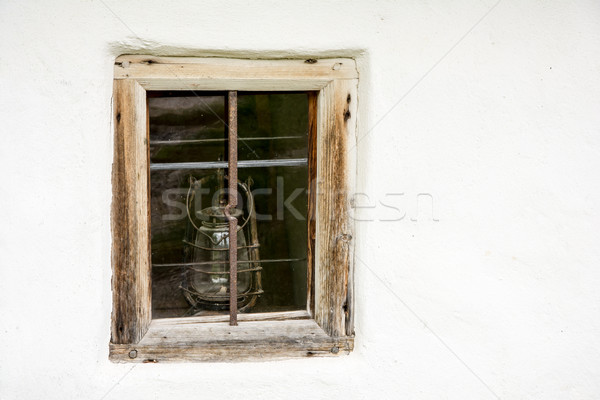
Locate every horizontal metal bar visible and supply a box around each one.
[188,266,263,275]
[152,258,305,268]
[180,287,264,301]
[150,158,308,171]
[150,135,305,145]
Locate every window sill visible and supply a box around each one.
[109,311,354,363]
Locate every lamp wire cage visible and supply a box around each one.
[181,173,263,312]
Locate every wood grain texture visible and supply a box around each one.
[342,82,358,337]
[111,79,151,344]
[114,56,358,91]
[314,80,358,337]
[109,319,353,363]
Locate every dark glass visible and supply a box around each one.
[149,92,309,318]
[236,92,308,161]
[149,91,226,164]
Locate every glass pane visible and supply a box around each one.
[237,93,309,161]
[149,92,310,319]
[149,91,226,164]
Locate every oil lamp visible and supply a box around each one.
[181,173,263,312]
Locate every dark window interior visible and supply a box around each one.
[149,91,310,318]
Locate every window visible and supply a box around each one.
[110,56,358,362]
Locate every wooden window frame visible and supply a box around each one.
[109,55,358,362]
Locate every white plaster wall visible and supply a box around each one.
[1,0,600,398]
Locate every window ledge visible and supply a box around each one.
[109,312,354,362]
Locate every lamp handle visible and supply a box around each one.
[185,176,254,246]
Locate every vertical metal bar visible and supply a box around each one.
[224,91,238,326]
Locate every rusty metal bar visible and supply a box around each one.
[150,135,305,145]
[224,90,238,326]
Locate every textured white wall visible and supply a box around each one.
[2,1,600,399]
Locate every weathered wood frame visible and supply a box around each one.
[110,55,358,362]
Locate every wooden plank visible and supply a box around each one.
[343,81,358,337]
[314,80,357,337]
[114,56,358,85]
[124,79,329,92]
[111,79,151,344]
[114,57,357,80]
[109,319,353,362]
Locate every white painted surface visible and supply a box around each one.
[1,1,600,398]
